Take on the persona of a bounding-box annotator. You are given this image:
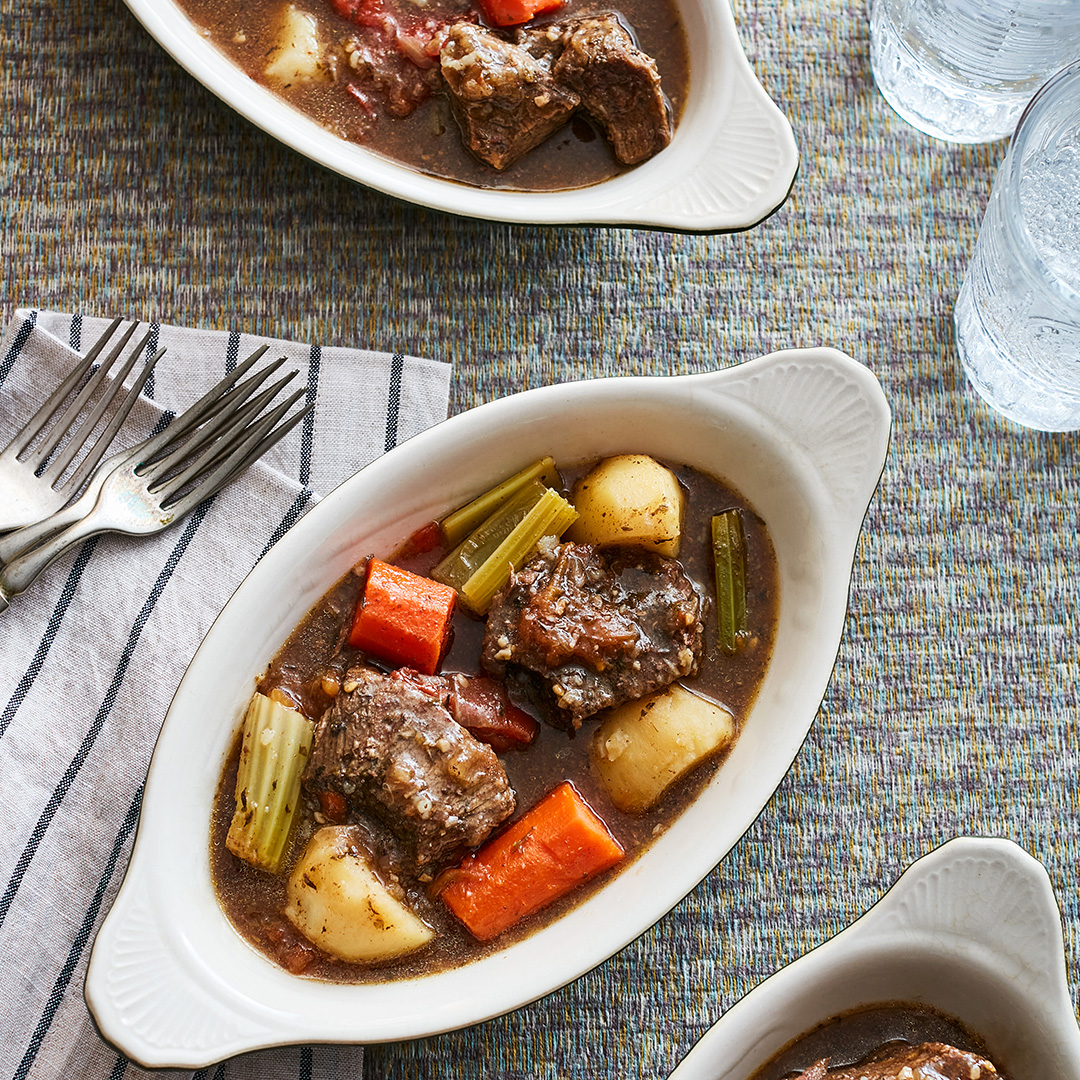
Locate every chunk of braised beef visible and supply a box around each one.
[511,21,570,65]
[795,1042,1000,1080]
[440,22,580,169]
[551,14,671,164]
[303,665,515,873]
[481,539,703,729]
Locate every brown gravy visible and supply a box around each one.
[751,1004,1004,1080]
[209,460,779,982]
[173,0,690,190]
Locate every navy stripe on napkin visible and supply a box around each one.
[0,309,36,389]
[300,344,320,488]
[10,786,143,1080]
[0,500,215,931]
[384,352,403,452]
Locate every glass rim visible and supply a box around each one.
[1010,56,1080,144]
[1000,57,1080,310]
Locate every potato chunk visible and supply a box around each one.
[285,826,434,962]
[265,6,330,83]
[567,454,684,556]
[592,685,734,812]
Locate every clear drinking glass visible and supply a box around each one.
[954,60,1080,430]
[869,0,1080,143]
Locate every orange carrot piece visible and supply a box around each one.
[440,781,624,941]
[479,0,564,26]
[348,559,456,675]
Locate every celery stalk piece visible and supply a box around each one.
[459,488,578,614]
[226,692,314,875]
[712,510,748,655]
[439,457,560,547]
[432,479,549,592]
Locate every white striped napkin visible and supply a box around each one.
[0,310,451,1080]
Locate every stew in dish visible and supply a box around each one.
[174,0,689,189]
[210,455,778,981]
[751,1004,1006,1080]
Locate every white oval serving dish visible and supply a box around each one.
[86,347,890,1067]
[121,0,798,230]
[668,836,1080,1080]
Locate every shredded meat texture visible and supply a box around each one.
[303,665,515,873]
[439,14,672,169]
[551,14,671,164]
[796,1042,1000,1080]
[440,22,580,170]
[481,540,703,729]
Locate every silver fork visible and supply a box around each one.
[0,351,310,614]
[0,344,276,565]
[0,318,165,532]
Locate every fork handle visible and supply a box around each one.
[0,444,135,566]
[0,514,108,609]
[0,488,100,565]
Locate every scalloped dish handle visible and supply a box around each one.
[849,837,1070,1001]
[85,876,276,1068]
[697,349,892,530]
[631,74,798,229]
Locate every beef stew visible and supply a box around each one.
[751,1004,1005,1080]
[210,456,778,981]
[172,0,689,189]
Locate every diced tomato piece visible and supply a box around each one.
[450,675,538,752]
[329,0,372,18]
[318,790,348,823]
[393,521,443,561]
[263,919,318,974]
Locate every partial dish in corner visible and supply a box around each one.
[754,1005,1004,1080]
[121,0,798,228]
[667,836,1080,1080]
[85,348,889,1067]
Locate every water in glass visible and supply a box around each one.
[954,63,1080,430]
[870,0,1080,143]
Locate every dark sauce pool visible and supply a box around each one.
[210,459,779,982]
[751,1003,1005,1080]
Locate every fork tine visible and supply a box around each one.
[1,316,125,459]
[140,365,294,483]
[229,400,311,477]
[44,330,159,483]
[202,399,311,495]
[25,322,144,474]
[157,388,306,505]
[128,346,275,467]
[163,398,311,516]
[189,355,288,432]
[148,375,301,497]
[60,344,165,494]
